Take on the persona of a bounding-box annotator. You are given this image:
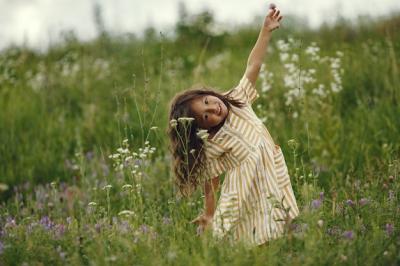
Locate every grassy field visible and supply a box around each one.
[0,10,400,265]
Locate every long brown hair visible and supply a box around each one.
[167,86,245,198]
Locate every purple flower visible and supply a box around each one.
[319,192,324,201]
[118,221,131,234]
[385,223,394,236]
[311,199,322,209]
[85,151,94,161]
[345,199,354,207]
[358,198,370,206]
[39,216,55,230]
[140,224,149,234]
[4,217,16,228]
[54,224,66,238]
[342,230,354,240]
[95,223,101,233]
[0,241,4,255]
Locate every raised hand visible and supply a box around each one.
[263,5,283,32]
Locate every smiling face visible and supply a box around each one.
[189,94,228,130]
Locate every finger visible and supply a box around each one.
[267,9,275,18]
[278,15,283,22]
[274,9,280,19]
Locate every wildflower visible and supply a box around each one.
[287,139,297,149]
[385,223,394,236]
[169,119,178,128]
[95,223,101,233]
[54,224,66,238]
[4,217,16,228]
[319,192,324,201]
[311,199,322,209]
[0,183,9,192]
[39,216,54,230]
[140,224,149,234]
[145,140,150,145]
[358,198,370,206]
[196,129,209,140]
[317,219,324,228]
[388,190,395,201]
[345,199,354,207]
[122,184,133,189]
[0,241,4,255]
[150,126,158,130]
[88,202,97,206]
[117,148,129,154]
[167,250,177,261]
[118,210,135,217]
[162,216,172,225]
[342,230,354,240]
[190,149,196,155]
[326,226,341,236]
[178,117,195,123]
[122,139,129,144]
[109,154,120,159]
[102,185,112,190]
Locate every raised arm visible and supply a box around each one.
[245,6,283,85]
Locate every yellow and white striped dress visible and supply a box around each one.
[202,74,300,247]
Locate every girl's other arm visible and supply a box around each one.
[245,6,283,85]
[204,175,220,217]
[190,175,220,231]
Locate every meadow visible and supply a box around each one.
[0,9,399,265]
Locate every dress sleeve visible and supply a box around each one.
[201,133,251,181]
[224,74,260,105]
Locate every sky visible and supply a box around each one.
[1,0,400,51]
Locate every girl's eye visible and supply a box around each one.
[204,114,208,120]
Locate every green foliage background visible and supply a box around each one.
[0,6,399,265]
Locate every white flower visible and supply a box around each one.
[122,184,133,189]
[102,185,113,190]
[280,52,289,62]
[88,202,97,206]
[150,126,158,130]
[169,119,178,128]
[178,117,195,123]
[118,210,135,216]
[196,129,209,140]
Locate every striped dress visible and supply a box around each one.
[202,74,300,247]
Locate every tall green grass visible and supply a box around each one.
[0,12,399,265]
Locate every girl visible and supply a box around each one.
[168,5,299,247]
